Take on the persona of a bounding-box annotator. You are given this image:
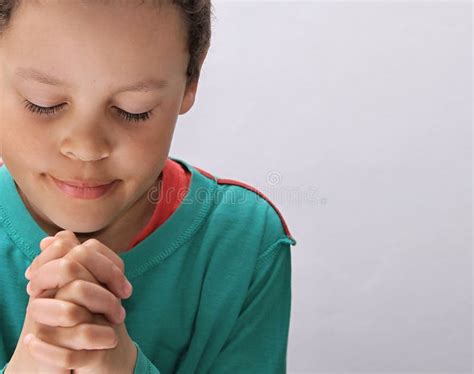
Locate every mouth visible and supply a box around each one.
[51,175,116,188]
[49,175,119,200]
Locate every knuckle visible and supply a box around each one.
[54,286,67,299]
[61,303,81,324]
[112,264,123,278]
[58,258,78,276]
[83,238,99,247]
[78,324,117,349]
[47,238,61,248]
[109,265,123,286]
[53,230,65,238]
[64,229,75,236]
[70,279,87,296]
[77,323,96,342]
[47,238,67,253]
[61,349,76,369]
[57,229,72,238]
[71,243,91,258]
[58,257,72,271]
[35,330,48,342]
[54,232,70,244]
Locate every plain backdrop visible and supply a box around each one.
[171,1,472,373]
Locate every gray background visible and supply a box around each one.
[171,1,472,373]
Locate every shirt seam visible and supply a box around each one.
[127,171,218,280]
[256,236,294,269]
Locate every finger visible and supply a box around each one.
[36,322,118,350]
[24,333,73,370]
[63,243,131,299]
[24,333,104,371]
[28,236,126,285]
[81,239,126,279]
[56,279,126,325]
[35,280,126,325]
[39,236,56,251]
[68,234,125,275]
[35,288,58,299]
[26,232,81,279]
[27,257,96,298]
[24,237,56,280]
[27,297,93,327]
[27,253,130,302]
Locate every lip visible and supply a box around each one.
[50,175,118,200]
[52,176,115,188]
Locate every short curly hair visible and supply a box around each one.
[0,0,214,86]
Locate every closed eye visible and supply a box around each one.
[22,100,154,123]
[23,100,65,116]
[113,107,153,123]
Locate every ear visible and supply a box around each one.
[179,48,209,115]
[179,80,199,115]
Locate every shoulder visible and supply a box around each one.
[190,164,297,251]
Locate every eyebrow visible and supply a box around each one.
[14,67,169,93]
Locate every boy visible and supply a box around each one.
[0,0,297,373]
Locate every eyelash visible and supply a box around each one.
[22,100,153,123]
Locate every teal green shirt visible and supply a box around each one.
[0,157,297,373]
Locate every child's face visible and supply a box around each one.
[0,1,198,236]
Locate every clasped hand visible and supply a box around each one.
[23,230,137,373]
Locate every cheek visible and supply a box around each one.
[3,92,47,149]
[2,110,51,168]
[119,131,172,178]
[128,115,176,157]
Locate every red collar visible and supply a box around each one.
[126,158,191,250]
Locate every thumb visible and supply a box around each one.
[39,236,56,251]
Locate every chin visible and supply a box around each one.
[49,215,109,235]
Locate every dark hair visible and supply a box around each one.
[0,0,213,86]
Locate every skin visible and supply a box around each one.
[0,0,206,254]
[13,231,138,373]
[0,1,208,372]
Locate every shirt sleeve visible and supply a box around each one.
[207,239,293,373]
[0,362,7,373]
[132,341,161,374]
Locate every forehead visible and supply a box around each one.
[29,0,169,10]
[1,0,188,89]
[10,0,187,52]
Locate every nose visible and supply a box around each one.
[64,149,109,162]
[60,121,112,162]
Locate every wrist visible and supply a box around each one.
[124,339,138,374]
[5,347,22,374]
